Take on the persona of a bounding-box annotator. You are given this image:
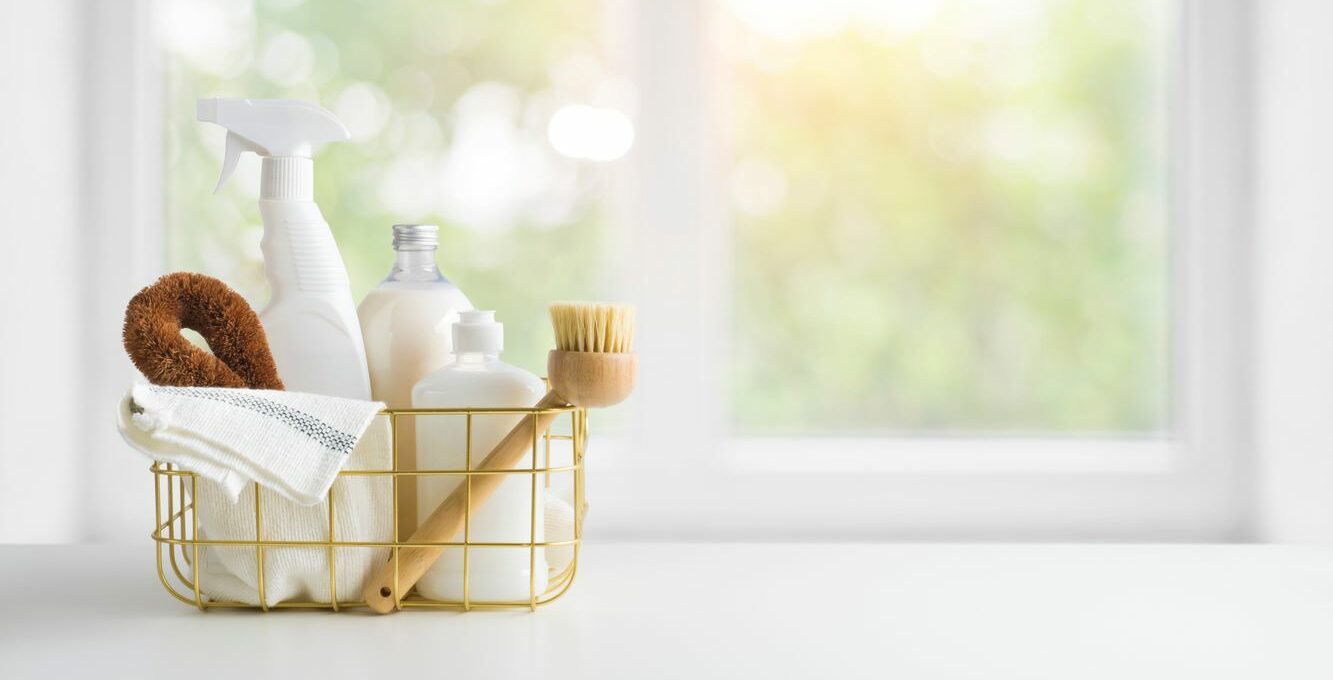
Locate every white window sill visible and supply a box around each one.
[587,435,1175,475]
[723,436,1176,474]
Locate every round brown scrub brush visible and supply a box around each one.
[123,272,284,390]
[363,301,636,613]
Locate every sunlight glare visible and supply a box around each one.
[547,105,635,162]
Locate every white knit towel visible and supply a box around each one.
[119,384,383,506]
[118,383,393,606]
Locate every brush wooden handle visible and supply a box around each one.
[362,391,567,613]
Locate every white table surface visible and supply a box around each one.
[3,543,1333,679]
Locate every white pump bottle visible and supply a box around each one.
[412,311,549,601]
[197,98,371,399]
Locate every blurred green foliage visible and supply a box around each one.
[727,0,1170,434]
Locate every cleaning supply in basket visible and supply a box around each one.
[123,273,284,390]
[359,224,473,534]
[197,97,371,400]
[118,385,392,605]
[410,310,548,602]
[360,224,474,404]
[365,301,637,613]
[545,495,577,575]
[119,384,382,504]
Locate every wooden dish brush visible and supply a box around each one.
[363,302,636,613]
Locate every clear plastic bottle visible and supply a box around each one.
[358,224,472,532]
[412,310,548,602]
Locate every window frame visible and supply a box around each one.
[112,0,1254,541]
[595,0,1253,540]
[83,0,167,542]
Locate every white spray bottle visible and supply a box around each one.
[197,98,371,399]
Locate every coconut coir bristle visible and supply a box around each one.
[123,272,284,390]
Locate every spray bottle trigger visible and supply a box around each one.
[214,132,266,194]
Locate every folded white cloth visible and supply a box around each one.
[120,384,382,505]
[118,384,392,605]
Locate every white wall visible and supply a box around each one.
[0,0,155,543]
[1254,1,1333,542]
[0,0,86,542]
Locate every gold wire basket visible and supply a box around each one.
[151,402,588,612]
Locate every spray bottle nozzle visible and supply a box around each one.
[197,98,350,195]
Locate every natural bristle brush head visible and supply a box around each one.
[549,302,636,353]
[547,302,638,408]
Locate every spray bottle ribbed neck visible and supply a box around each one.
[260,157,314,200]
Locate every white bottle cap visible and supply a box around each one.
[453,310,503,354]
